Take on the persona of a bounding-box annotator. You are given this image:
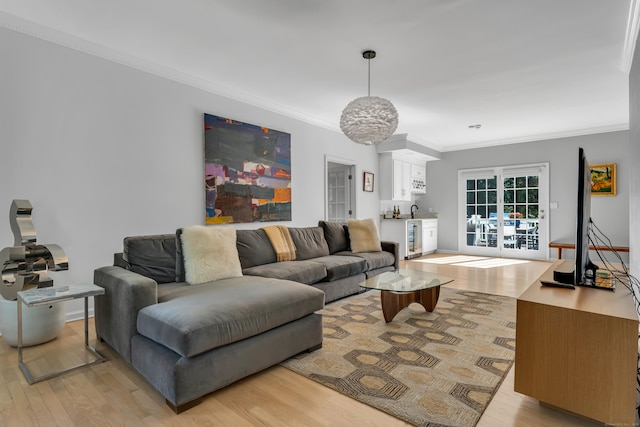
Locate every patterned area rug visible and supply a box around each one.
[281,287,516,427]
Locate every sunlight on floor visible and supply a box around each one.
[416,255,530,269]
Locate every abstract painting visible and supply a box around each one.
[204,114,291,224]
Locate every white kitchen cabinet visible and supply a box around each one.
[393,159,412,201]
[379,153,412,201]
[380,219,408,259]
[422,219,438,254]
[410,163,426,194]
[380,219,426,259]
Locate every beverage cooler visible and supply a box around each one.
[406,220,423,259]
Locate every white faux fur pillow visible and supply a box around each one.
[181,225,243,285]
[347,218,382,253]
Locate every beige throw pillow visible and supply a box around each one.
[347,218,382,253]
[181,225,243,285]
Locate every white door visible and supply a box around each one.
[326,158,355,222]
[458,164,549,260]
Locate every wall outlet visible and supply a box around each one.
[550,201,558,209]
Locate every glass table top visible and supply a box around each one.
[360,269,453,293]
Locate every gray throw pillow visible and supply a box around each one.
[236,229,277,269]
[123,234,177,284]
[318,221,350,254]
[289,227,330,260]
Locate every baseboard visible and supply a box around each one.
[0,309,95,338]
[65,308,95,323]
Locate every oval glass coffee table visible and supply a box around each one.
[360,269,454,323]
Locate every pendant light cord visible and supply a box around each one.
[367,56,371,97]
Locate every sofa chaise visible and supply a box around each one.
[93,220,398,412]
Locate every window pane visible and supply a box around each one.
[528,189,538,203]
[477,179,487,190]
[504,190,514,203]
[528,176,539,187]
[488,190,497,204]
[516,205,526,217]
[528,205,539,218]
[516,176,527,188]
[466,233,475,247]
[467,191,475,204]
[478,191,487,204]
[467,180,476,190]
[488,232,497,247]
[516,189,526,203]
[488,177,497,189]
[504,177,514,188]
[478,205,487,218]
[467,206,476,217]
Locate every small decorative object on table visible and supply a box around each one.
[0,200,68,347]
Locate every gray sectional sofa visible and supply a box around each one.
[93,221,398,413]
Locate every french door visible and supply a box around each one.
[458,164,549,260]
[325,157,355,222]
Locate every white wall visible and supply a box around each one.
[0,28,380,319]
[415,131,630,259]
[630,36,640,287]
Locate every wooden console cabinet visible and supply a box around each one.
[515,260,638,425]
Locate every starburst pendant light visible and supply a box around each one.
[340,50,398,145]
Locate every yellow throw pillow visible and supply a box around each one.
[181,225,243,285]
[347,218,382,253]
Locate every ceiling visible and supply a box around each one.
[0,0,636,152]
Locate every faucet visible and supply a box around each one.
[411,204,419,219]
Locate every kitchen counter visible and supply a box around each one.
[381,215,438,221]
[379,218,438,259]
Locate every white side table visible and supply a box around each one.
[17,284,106,384]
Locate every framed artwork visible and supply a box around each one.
[204,113,291,224]
[590,163,616,196]
[363,172,374,192]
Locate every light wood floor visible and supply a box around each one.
[0,254,610,426]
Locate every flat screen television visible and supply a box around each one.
[575,147,598,287]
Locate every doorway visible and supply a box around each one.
[458,163,549,260]
[325,156,356,222]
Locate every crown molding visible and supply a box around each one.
[437,123,630,152]
[0,11,340,133]
[0,11,629,153]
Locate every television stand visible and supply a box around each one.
[548,241,629,260]
[514,260,638,425]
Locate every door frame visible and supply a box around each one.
[458,162,549,260]
[325,155,356,222]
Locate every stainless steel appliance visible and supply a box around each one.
[406,220,423,259]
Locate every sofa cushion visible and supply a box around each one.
[347,218,382,253]
[123,234,177,284]
[243,260,327,284]
[289,227,330,260]
[309,255,367,281]
[236,229,277,269]
[181,225,243,285]
[138,276,325,358]
[336,250,396,271]
[318,221,350,254]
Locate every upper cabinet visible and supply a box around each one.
[379,153,424,201]
[410,163,426,194]
[376,134,440,201]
